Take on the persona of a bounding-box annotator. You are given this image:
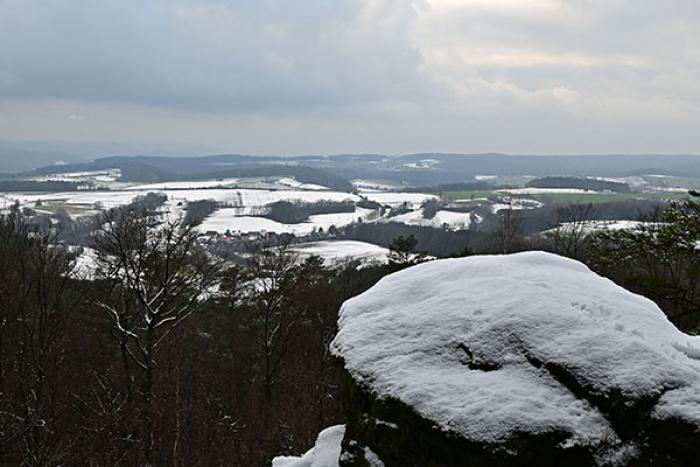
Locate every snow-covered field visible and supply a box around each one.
[404,159,439,169]
[359,192,437,207]
[0,188,360,217]
[0,184,455,237]
[385,209,481,230]
[490,198,543,213]
[1,191,145,211]
[162,189,358,210]
[352,179,404,192]
[290,240,389,265]
[498,187,594,195]
[124,178,241,191]
[198,207,374,235]
[31,169,122,184]
[276,178,328,191]
[594,176,649,188]
[124,177,331,192]
[548,219,653,234]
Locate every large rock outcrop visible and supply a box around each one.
[330,252,700,466]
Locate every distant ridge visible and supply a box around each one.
[18,153,700,189]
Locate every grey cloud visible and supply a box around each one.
[0,0,698,154]
[0,0,432,112]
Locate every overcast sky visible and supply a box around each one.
[0,0,698,155]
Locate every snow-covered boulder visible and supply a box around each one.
[272,425,346,467]
[331,251,700,466]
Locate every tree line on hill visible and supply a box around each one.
[0,180,83,192]
[526,176,631,192]
[28,158,355,192]
[264,200,355,224]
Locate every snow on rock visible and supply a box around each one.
[272,425,345,467]
[331,251,700,464]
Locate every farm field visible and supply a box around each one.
[443,189,690,205]
[290,240,390,266]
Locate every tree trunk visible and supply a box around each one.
[142,328,155,466]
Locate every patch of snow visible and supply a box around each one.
[499,188,594,195]
[272,425,345,467]
[490,198,543,213]
[353,179,405,193]
[475,175,498,181]
[454,197,489,203]
[375,419,399,429]
[1,188,361,220]
[385,209,480,230]
[548,220,651,234]
[1,191,145,214]
[593,176,648,188]
[290,241,389,265]
[360,192,438,208]
[71,247,99,280]
[31,169,122,184]
[363,447,385,467]
[404,159,439,169]
[124,178,241,190]
[162,189,359,209]
[198,207,373,236]
[653,187,690,193]
[331,252,700,457]
[276,177,329,191]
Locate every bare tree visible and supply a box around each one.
[90,202,222,464]
[0,206,79,466]
[495,194,523,254]
[551,203,597,259]
[244,241,302,400]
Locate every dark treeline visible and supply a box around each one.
[406,180,499,193]
[264,200,355,224]
[338,222,492,257]
[30,159,354,192]
[526,176,631,192]
[182,199,219,226]
[0,180,83,192]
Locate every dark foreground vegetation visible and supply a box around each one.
[1,193,699,466]
[0,199,388,466]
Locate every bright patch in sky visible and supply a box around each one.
[0,0,698,154]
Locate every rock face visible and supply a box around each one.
[330,252,700,466]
